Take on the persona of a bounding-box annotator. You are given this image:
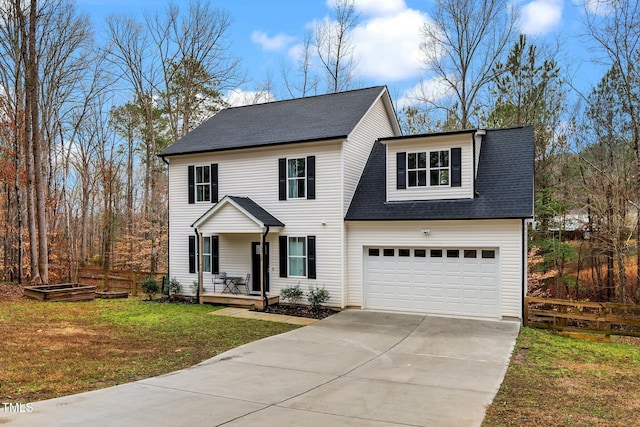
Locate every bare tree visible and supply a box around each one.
[420,0,517,128]
[283,30,319,98]
[583,0,640,298]
[148,0,242,140]
[0,0,93,283]
[105,13,163,272]
[315,0,359,93]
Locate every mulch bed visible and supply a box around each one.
[261,304,339,320]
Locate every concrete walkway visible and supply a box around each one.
[210,306,319,325]
[0,310,519,427]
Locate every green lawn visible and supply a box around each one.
[0,287,298,403]
[483,327,640,426]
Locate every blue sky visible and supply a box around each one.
[76,0,600,109]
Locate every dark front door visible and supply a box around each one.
[251,242,270,293]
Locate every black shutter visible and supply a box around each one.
[396,152,406,189]
[188,235,196,273]
[451,148,461,187]
[211,164,218,203]
[279,235,287,277]
[278,158,286,200]
[212,235,219,274]
[307,156,315,199]
[188,165,195,204]
[307,236,316,279]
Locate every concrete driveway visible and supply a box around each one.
[1,310,519,427]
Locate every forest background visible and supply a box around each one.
[1,0,638,304]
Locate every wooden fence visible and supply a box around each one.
[524,296,640,337]
[78,268,167,296]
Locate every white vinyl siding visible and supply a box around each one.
[346,219,524,319]
[386,135,474,201]
[344,96,399,214]
[166,140,344,306]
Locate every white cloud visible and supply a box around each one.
[396,77,452,110]
[224,89,275,107]
[520,0,563,35]
[581,0,613,15]
[352,8,429,81]
[352,0,407,16]
[251,30,295,51]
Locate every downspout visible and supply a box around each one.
[262,226,270,309]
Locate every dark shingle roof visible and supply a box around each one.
[345,126,534,221]
[228,196,284,227]
[159,86,388,157]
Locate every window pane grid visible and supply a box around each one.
[287,158,306,198]
[288,237,307,277]
[429,150,450,186]
[202,237,211,273]
[195,166,211,202]
[407,152,427,187]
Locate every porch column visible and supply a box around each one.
[261,226,270,309]
[198,232,203,304]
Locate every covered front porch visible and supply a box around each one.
[192,196,284,309]
[199,292,280,310]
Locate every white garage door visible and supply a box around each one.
[364,247,500,318]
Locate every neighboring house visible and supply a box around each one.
[159,86,534,320]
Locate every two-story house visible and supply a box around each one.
[159,86,534,320]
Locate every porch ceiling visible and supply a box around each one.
[192,195,284,233]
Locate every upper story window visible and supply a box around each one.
[288,158,306,198]
[188,164,218,204]
[406,150,449,187]
[195,165,211,202]
[279,156,315,200]
[407,152,427,187]
[430,150,449,186]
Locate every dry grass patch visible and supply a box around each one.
[483,327,640,426]
[0,283,298,403]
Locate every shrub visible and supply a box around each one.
[307,285,330,311]
[190,281,200,295]
[281,284,304,305]
[141,276,159,301]
[167,277,182,298]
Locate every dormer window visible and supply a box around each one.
[430,150,449,186]
[407,150,450,187]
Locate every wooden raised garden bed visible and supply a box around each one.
[23,283,97,302]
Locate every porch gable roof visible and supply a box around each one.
[191,196,284,232]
